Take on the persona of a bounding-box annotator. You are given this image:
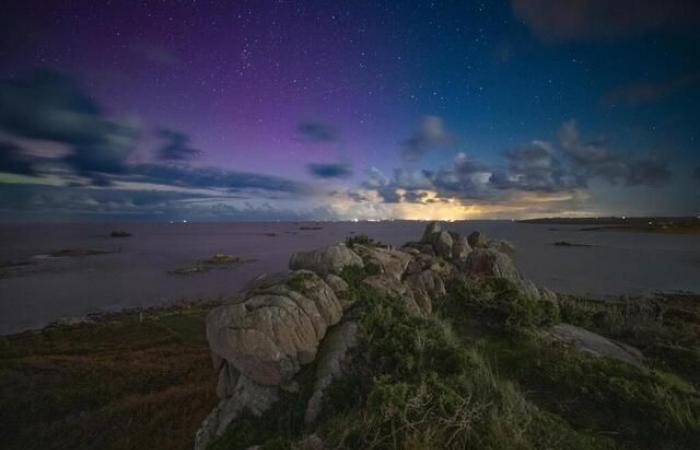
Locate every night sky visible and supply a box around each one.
[0,0,698,221]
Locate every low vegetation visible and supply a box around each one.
[209,267,700,449]
[0,304,219,450]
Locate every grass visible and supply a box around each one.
[0,304,219,450]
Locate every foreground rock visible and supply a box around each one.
[196,221,564,449]
[289,244,363,275]
[550,323,644,367]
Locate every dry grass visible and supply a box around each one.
[0,305,218,450]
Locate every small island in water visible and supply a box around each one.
[520,216,700,234]
[2,222,699,450]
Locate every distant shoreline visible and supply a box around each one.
[520,217,700,234]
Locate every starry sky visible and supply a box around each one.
[0,0,698,221]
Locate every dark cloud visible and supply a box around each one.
[602,73,700,107]
[694,166,700,181]
[0,183,326,222]
[0,70,308,196]
[558,120,672,187]
[307,162,352,178]
[361,167,432,203]
[0,69,138,182]
[427,153,491,199]
[401,116,453,162]
[0,141,35,175]
[156,129,201,161]
[126,164,307,193]
[490,141,582,192]
[297,121,339,142]
[512,0,700,41]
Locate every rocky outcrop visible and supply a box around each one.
[304,321,358,424]
[550,323,643,367]
[467,231,488,249]
[289,244,363,275]
[194,370,278,450]
[363,275,424,315]
[197,221,561,449]
[206,271,343,387]
[351,245,412,280]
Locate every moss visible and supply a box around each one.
[345,234,384,248]
[286,271,317,293]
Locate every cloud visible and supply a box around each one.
[0,69,138,182]
[156,129,201,161]
[0,183,328,222]
[694,166,700,181]
[307,162,352,179]
[490,141,582,192]
[601,73,700,107]
[0,141,35,175]
[297,121,339,142]
[126,164,308,193]
[401,116,453,162]
[0,69,309,196]
[512,0,700,41]
[427,153,492,199]
[558,120,672,187]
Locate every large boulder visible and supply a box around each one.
[405,269,446,315]
[464,248,542,301]
[206,271,343,386]
[362,275,424,315]
[195,371,278,450]
[289,244,363,275]
[304,321,358,424]
[451,234,471,261]
[421,221,442,242]
[550,323,643,367]
[488,239,516,257]
[467,231,488,249]
[432,231,454,259]
[352,245,412,280]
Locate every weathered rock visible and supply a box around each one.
[550,323,643,367]
[289,244,363,275]
[488,239,516,256]
[421,221,442,242]
[451,234,471,261]
[324,273,349,295]
[467,231,488,249]
[405,253,435,276]
[405,269,446,315]
[304,321,358,424]
[432,231,454,259]
[401,246,421,256]
[362,275,423,315]
[206,271,343,386]
[194,373,278,450]
[465,248,542,301]
[352,245,412,280]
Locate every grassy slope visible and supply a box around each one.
[0,305,218,450]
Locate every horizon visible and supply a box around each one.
[1,1,699,221]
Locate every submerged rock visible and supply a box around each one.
[289,244,363,275]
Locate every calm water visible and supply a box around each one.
[1,221,699,335]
